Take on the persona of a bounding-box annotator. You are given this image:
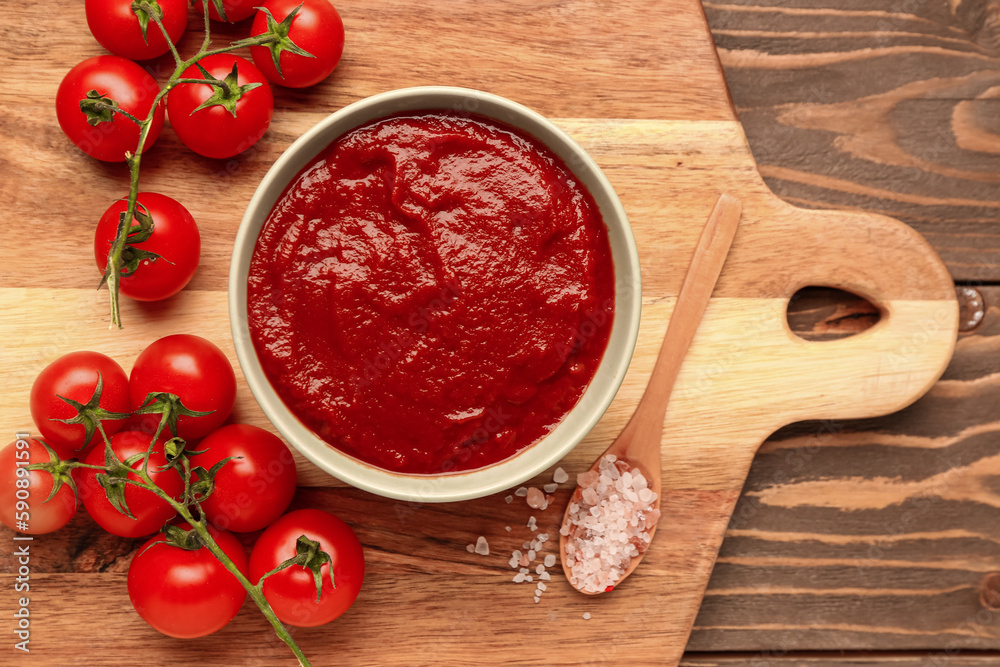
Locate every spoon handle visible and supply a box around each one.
[628,193,743,463]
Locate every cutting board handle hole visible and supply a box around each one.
[786,287,881,341]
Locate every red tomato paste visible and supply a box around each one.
[248,111,614,474]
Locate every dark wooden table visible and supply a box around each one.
[690,1,1000,664]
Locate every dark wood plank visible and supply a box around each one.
[703,0,1000,282]
[686,287,1000,652]
[682,653,1000,666]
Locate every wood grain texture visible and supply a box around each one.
[0,0,736,295]
[0,0,967,665]
[687,287,1000,655]
[681,654,1000,666]
[703,0,1000,282]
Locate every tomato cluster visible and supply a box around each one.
[1,336,364,639]
[60,0,346,310]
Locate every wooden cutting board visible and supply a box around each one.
[0,1,959,665]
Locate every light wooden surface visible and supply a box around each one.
[0,1,962,665]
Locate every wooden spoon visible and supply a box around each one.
[559,193,742,594]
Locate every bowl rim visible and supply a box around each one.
[229,86,642,502]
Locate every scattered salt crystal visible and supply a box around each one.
[538,582,547,591]
[505,526,512,532]
[535,564,545,575]
[527,550,536,562]
[515,487,528,497]
[540,571,551,581]
[523,541,531,549]
[505,495,513,504]
[535,587,543,596]
[544,554,556,567]
[554,467,569,484]
[513,573,526,583]
[474,536,489,556]
[519,567,529,574]
[525,575,533,583]
[543,483,558,494]
[537,533,549,543]
[466,544,474,553]
[526,487,545,509]
[527,516,537,531]
[583,612,591,620]
[533,596,540,603]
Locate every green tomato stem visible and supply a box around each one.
[150,494,312,667]
[101,6,277,329]
[144,3,184,67]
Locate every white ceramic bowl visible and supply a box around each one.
[229,86,641,502]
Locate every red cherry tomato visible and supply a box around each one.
[250,509,364,627]
[250,0,345,88]
[189,424,297,533]
[129,334,237,441]
[0,438,78,535]
[56,56,164,162]
[29,351,131,453]
[195,0,257,22]
[78,430,184,538]
[86,0,188,61]
[128,523,248,638]
[94,193,201,302]
[167,54,273,159]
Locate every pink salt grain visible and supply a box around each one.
[562,455,659,594]
[526,487,546,509]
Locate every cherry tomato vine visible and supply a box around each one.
[27,380,328,666]
[83,0,315,329]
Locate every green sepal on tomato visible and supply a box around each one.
[190,424,297,533]
[0,438,79,535]
[85,0,188,61]
[128,523,249,638]
[56,56,164,162]
[250,0,345,88]
[129,334,237,441]
[250,509,365,627]
[94,193,201,302]
[167,55,274,159]
[78,429,184,538]
[29,351,131,453]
